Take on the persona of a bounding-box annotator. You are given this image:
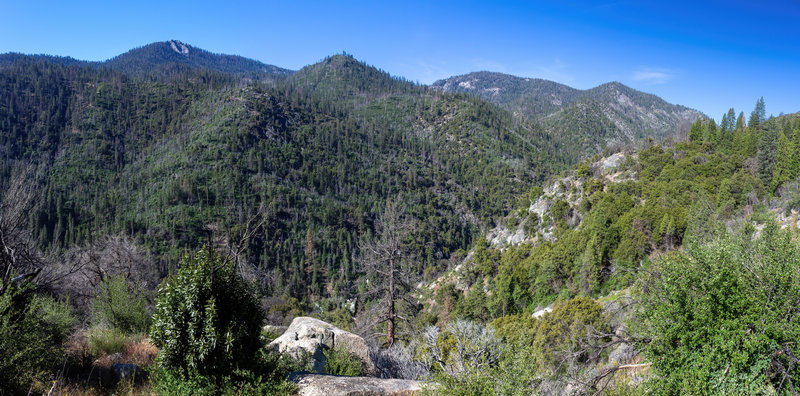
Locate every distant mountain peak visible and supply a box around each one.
[98,40,293,80]
[286,53,418,101]
[168,40,189,56]
[433,72,704,151]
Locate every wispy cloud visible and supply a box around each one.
[632,68,675,84]
[523,59,575,84]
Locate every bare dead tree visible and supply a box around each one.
[421,320,502,379]
[58,234,158,312]
[214,205,269,271]
[359,197,419,347]
[554,322,653,395]
[771,342,800,396]
[0,165,48,292]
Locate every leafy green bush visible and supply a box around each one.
[37,295,77,340]
[491,314,539,347]
[324,347,364,376]
[531,296,610,374]
[0,281,75,393]
[523,212,540,234]
[92,274,150,334]
[636,222,800,394]
[261,328,283,344]
[150,249,264,376]
[315,307,354,331]
[492,296,610,378]
[152,349,299,396]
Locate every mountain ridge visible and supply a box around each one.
[0,41,708,304]
[104,40,293,80]
[0,40,293,81]
[0,48,573,304]
[433,71,705,152]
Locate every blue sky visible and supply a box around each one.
[1,0,798,120]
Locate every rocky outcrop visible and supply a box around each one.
[599,152,625,171]
[169,40,189,55]
[269,317,375,374]
[289,372,423,396]
[263,324,289,336]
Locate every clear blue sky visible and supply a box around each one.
[1,0,798,120]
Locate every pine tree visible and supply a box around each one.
[720,111,731,134]
[792,128,800,181]
[726,108,737,131]
[707,119,718,142]
[719,108,737,142]
[582,208,606,295]
[770,132,793,193]
[689,119,704,142]
[757,125,779,188]
[749,97,766,130]
[735,112,746,134]
[658,213,676,250]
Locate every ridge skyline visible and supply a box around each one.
[2,40,706,118]
[2,0,797,121]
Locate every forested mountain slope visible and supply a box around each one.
[432,109,800,316]
[3,41,798,395]
[415,109,800,394]
[0,40,292,82]
[104,40,293,81]
[433,72,703,152]
[0,47,578,306]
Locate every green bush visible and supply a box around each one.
[491,314,538,347]
[37,295,76,340]
[523,212,539,234]
[152,349,300,396]
[315,307,354,331]
[424,328,539,396]
[0,281,75,394]
[531,296,610,374]
[87,326,134,356]
[150,248,264,376]
[92,274,150,334]
[636,222,800,394]
[261,328,283,344]
[324,347,364,376]
[492,297,610,378]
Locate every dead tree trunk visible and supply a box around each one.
[359,197,418,347]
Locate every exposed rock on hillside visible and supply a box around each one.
[263,324,289,335]
[269,317,375,374]
[289,372,423,396]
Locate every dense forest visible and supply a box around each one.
[2,41,798,395]
[0,51,579,309]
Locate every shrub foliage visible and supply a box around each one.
[150,249,264,375]
[0,281,74,393]
[92,274,151,334]
[636,223,800,394]
[324,347,364,377]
